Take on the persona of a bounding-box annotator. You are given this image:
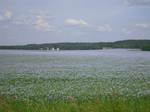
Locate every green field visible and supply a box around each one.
[0,50,150,112]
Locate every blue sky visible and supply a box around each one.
[0,0,150,45]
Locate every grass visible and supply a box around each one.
[0,95,150,112]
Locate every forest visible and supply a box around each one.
[0,39,150,51]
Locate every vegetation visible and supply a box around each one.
[141,45,150,51]
[0,75,150,112]
[0,95,150,112]
[0,39,150,50]
[0,48,150,112]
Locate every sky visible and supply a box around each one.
[0,0,150,45]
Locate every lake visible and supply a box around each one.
[0,49,150,100]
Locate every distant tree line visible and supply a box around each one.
[0,40,150,51]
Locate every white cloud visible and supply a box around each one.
[31,10,53,20]
[4,10,12,19]
[123,0,130,5]
[0,15,4,21]
[96,24,112,32]
[65,19,88,27]
[123,0,150,6]
[121,24,150,39]
[136,23,150,28]
[0,10,56,32]
[0,10,13,21]
[35,16,54,32]
[121,28,131,34]
[12,15,34,25]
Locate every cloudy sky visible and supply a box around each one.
[0,0,150,45]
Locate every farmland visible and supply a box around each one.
[0,49,150,112]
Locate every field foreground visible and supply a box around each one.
[0,50,150,112]
[0,95,150,112]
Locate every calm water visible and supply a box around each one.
[0,49,150,99]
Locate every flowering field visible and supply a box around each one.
[0,49,150,112]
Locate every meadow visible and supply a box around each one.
[0,49,150,112]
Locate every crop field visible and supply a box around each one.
[0,49,150,112]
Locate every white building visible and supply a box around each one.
[51,48,55,51]
[56,48,60,51]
